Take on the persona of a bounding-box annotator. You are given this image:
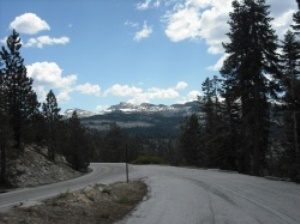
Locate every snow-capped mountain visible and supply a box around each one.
[103,101,199,115]
[65,101,201,136]
[64,108,96,118]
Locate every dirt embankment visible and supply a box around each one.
[1,146,148,224]
[0,180,147,224]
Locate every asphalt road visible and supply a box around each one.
[1,163,300,224]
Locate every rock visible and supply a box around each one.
[83,186,94,194]
[19,200,44,208]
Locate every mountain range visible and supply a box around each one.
[65,101,201,136]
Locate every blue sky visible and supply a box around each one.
[0,0,297,113]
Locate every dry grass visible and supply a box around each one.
[0,180,147,224]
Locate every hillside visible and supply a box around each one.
[5,145,82,188]
[76,101,201,136]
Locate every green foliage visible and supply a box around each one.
[117,196,135,205]
[220,0,280,175]
[42,90,62,161]
[179,114,201,166]
[0,112,13,185]
[133,155,166,165]
[63,111,90,171]
[0,30,40,150]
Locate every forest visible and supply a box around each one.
[1,0,300,186]
[179,0,300,182]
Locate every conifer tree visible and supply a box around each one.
[280,30,300,180]
[221,0,280,175]
[0,30,40,150]
[42,90,62,161]
[65,111,90,171]
[0,57,12,185]
[103,123,125,162]
[179,114,201,166]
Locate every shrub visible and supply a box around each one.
[132,156,166,165]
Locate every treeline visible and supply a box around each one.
[0,30,94,185]
[0,30,176,186]
[179,0,300,182]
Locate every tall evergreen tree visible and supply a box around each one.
[221,0,280,175]
[103,123,125,162]
[65,111,90,171]
[0,30,40,150]
[179,114,201,166]
[0,56,12,185]
[42,90,62,161]
[280,30,300,180]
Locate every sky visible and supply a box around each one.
[0,0,298,113]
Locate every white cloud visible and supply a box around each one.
[26,61,102,103]
[0,37,7,45]
[128,87,179,105]
[10,13,50,34]
[136,0,160,10]
[134,21,153,42]
[75,83,101,96]
[272,9,296,39]
[27,62,77,103]
[164,5,202,42]
[178,90,201,103]
[57,89,72,103]
[163,0,231,53]
[163,0,295,57]
[136,0,152,10]
[104,84,143,97]
[27,62,77,88]
[175,81,188,90]
[125,21,139,28]
[207,53,229,71]
[25,36,70,48]
[104,82,188,105]
[96,105,110,112]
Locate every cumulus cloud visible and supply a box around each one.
[27,62,77,88]
[104,81,189,105]
[75,83,101,96]
[164,5,202,42]
[134,21,153,42]
[175,81,188,90]
[57,89,72,103]
[163,0,231,54]
[128,87,179,105]
[25,36,70,48]
[10,13,50,34]
[26,62,102,103]
[27,62,77,103]
[104,84,143,97]
[163,0,294,57]
[178,90,201,103]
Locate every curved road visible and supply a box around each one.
[1,164,300,224]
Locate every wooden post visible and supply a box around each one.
[125,144,129,183]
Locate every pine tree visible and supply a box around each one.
[0,30,40,150]
[64,111,90,171]
[280,30,300,180]
[42,90,62,161]
[221,0,280,175]
[103,123,125,162]
[179,114,201,166]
